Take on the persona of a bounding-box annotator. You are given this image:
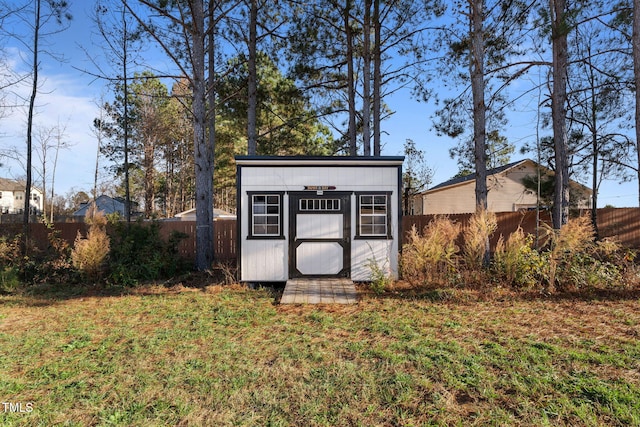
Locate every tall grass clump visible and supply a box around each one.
[493,227,544,289]
[543,216,623,291]
[463,209,497,269]
[71,207,110,281]
[400,216,460,287]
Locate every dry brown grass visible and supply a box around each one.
[462,208,497,268]
[71,207,110,280]
[400,216,461,287]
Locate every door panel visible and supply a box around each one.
[296,214,343,239]
[296,242,343,275]
[289,193,350,278]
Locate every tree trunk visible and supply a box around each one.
[362,0,371,157]
[373,0,381,156]
[470,0,489,266]
[23,0,41,255]
[345,1,357,155]
[247,0,258,155]
[550,0,569,229]
[470,0,487,211]
[634,0,640,207]
[144,136,154,217]
[122,6,131,223]
[190,0,214,271]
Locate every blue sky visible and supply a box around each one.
[1,1,638,207]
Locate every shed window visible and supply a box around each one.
[357,193,391,238]
[299,198,340,211]
[250,193,283,238]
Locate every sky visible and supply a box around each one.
[1,1,638,208]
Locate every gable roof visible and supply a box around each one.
[428,159,529,192]
[73,195,126,217]
[0,178,43,193]
[424,159,591,195]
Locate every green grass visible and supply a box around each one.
[1,284,640,426]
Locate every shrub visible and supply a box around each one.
[0,235,21,268]
[107,220,188,286]
[400,216,461,287]
[543,216,595,291]
[71,208,110,281]
[493,228,544,289]
[0,266,20,293]
[540,217,630,291]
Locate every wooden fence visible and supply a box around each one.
[0,219,237,263]
[2,208,639,265]
[403,208,640,250]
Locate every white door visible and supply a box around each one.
[289,193,350,278]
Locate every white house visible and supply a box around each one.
[0,178,44,214]
[236,156,404,282]
[416,159,592,215]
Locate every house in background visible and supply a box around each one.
[415,159,592,215]
[0,178,44,214]
[169,207,236,221]
[72,195,127,218]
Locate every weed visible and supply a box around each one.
[365,244,391,294]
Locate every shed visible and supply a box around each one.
[236,156,404,282]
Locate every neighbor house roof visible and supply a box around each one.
[0,178,42,193]
[73,195,126,217]
[428,160,529,192]
[170,207,236,221]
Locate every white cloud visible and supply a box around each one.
[1,66,104,196]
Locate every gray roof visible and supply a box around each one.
[73,195,126,217]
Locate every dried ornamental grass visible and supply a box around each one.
[463,209,497,268]
[71,207,110,280]
[401,216,461,286]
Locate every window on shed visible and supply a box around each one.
[357,193,391,238]
[250,194,282,237]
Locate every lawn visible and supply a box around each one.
[1,283,640,426]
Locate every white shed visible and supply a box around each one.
[236,156,404,282]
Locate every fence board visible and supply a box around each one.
[2,209,640,267]
[403,209,640,250]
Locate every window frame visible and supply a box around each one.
[247,191,285,239]
[355,191,392,240]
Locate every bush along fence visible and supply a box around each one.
[1,208,639,266]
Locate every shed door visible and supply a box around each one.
[289,193,350,278]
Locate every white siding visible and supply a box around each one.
[351,240,397,281]
[241,166,398,190]
[239,162,401,281]
[241,240,288,281]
